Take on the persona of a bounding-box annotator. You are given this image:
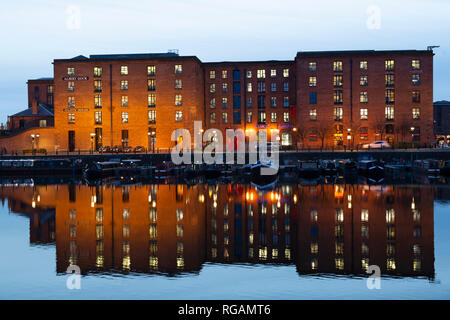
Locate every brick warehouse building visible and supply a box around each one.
[0,49,435,153]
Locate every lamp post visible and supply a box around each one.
[147,132,151,152]
[30,134,35,154]
[410,127,415,147]
[347,128,352,151]
[90,133,96,154]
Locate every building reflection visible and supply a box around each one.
[0,183,435,279]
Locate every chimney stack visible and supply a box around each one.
[32,99,39,115]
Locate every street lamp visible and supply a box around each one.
[90,133,96,153]
[30,134,35,154]
[347,129,352,151]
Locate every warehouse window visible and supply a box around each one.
[121,112,128,123]
[309,92,317,104]
[412,74,420,85]
[68,96,75,108]
[283,69,289,77]
[360,91,368,103]
[309,62,317,71]
[121,80,128,90]
[67,67,75,76]
[175,111,183,122]
[412,59,420,70]
[209,70,215,79]
[257,69,266,79]
[148,79,156,91]
[175,95,182,106]
[385,59,395,71]
[271,112,277,123]
[385,106,394,120]
[283,112,290,123]
[222,70,228,79]
[121,96,128,107]
[360,108,368,120]
[148,94,156,107]
[175,79,182,90]
[310,109,317,121]
[309,77,317,87]
[147,65,156,76]
[334,107,343,121]
[121,66,128,75]
[223,83,228,93]
[148,110,156,124]
[334,75,343,87]
[333,61,343,72]
[360,61,368,71]
[94,95,102,108]
[360,75,368,86]
[412,108,420,120]
[175,64,182,74]
[68,113,75,124]
[95,111,102,125]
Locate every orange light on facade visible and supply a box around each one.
[293,194,298,204]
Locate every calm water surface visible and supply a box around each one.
[1,179,450,299]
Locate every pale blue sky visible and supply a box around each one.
[0,0,449,122]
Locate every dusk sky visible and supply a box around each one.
[0,0,449,122]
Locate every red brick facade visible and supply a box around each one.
[0,50,435,153]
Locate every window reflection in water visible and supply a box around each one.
[0,183,435,280]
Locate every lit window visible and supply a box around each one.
[94,111,102,124]
[334,107,343,121]
[270,69,277,77]
[308,62,317,71]
[309,77,317,87]
[222,97,227,108]
[148,110,156,124]
[412,74,420,85]
[281,131,292,146]
[412,59,420,70]
[360,108,368,120]
[175,64,182,74]
[412,108,420,120]
[147,65,156,76]
[67,67,75,76]
[175,95,182,106]
[360,91,368,103]
[385,74,395,87]
[283,69,289,77]
[257,69,266,79]
[385,59,395,71]
[175,111,183,122]
[68,96,75,108]
[121,95,128,107]
[333,61,343,72]
[361,209,369,222]
[68,81,75,92]
[360,75,368,86]
[209,70,215,79]
[334,91,343,104]
[148,79,156,91]
[310,109,317,121]
[210,112,216,124]
[120,80,128,90]
[210,98,216,109]
[271,112,277,123]
[385,106,394,120]
[210,83,216,93]
[94,80,102,92]
[333,75,343,87]
[222,83,228,93]
[68,113,75,124]
[247,83,252,92]
[148,94,156,107]
[222,70,227,79]
[360,61,368,70]
[121,112,128,123]
[175,79,182,89]
[94,95,102,108]
[222,112,228,124]
[385,89,395,104]
[258,111,266,124]
[386,209,395,223]
[120,66,128,75]
[39,120,47,127]
[283,112,289,123]
[247,112,252,123]
[246,70,252,78]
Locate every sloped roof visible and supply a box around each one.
[10,104,54,117]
